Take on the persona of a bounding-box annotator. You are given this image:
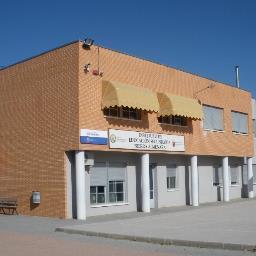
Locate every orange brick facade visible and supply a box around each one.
[78,42,253,157]
[0,42,80,218]
[0,41,253,218]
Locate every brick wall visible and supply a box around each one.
[78,43,253,157]
[0,40,253,218]
[0,42,80,218]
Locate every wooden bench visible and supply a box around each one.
[0,197,18,215]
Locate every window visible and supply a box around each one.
[229,166,240,185]
[158,115,187,126]
[203,105,224,131]
[90,162,127,205]
[231,111,248,134]
[213,166,223,186]
[253,165,256,184]
[103,106,141,120]
[213,165,240,186]
[166,165,178,190]
[90,186,106,204]
[109,181,125,203]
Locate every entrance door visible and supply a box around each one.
[149,164,155,208]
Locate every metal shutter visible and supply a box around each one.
[90,162,107,186]
[108,162,126,181]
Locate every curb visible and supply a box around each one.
[55,227,256,252]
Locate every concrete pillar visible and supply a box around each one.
[75,151,86,220]
[191,155,199,206]
[141,153,150,212]
[222,156,230,202]
[247,157,254,199]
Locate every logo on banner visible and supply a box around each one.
[80,129,108,145]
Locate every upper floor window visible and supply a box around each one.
[158,115,187,126]
[103,106,141,120]
[231,111,248,134]
[203,105,224,131]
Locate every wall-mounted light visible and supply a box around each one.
[83,38,94,49]
[32,191,40,204]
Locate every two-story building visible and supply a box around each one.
[0,40,254,219]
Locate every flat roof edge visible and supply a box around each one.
[0,39,252,96]
[0,40,79,72]
[84,41,251,95]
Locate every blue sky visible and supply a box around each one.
[1,0,256,97]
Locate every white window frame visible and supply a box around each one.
[203,105,224,132]
[90,186,106,204]
[90,161,128,206]
[108,180,126,203]
[166,165,179,191]
[231,111,248,135]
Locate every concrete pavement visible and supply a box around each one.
[56,198,256,251]
[1,213,253,256]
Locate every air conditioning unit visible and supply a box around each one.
[84,152,94,166]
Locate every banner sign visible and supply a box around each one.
[109,129,185,151]
[80,129,108,145]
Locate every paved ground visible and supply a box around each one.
[0,205,255,256]
[57,199,256,251]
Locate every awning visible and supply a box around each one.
[157,92,203,119]
[102,80,159,112]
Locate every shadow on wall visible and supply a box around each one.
[30,196,39,211]
[136,159,142,212]
[241,164,248,198]
[185,163,191,205]
[217,186,221,201]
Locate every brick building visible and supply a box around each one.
[0,40,255,219]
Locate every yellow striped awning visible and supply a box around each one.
[102,80,160,112]
[157,92,203,119]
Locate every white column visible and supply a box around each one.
[75,151,86,220]
[222,156,230,202]
[141,153,150,212]
[247,157,254,199]
[191,155,199,206]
